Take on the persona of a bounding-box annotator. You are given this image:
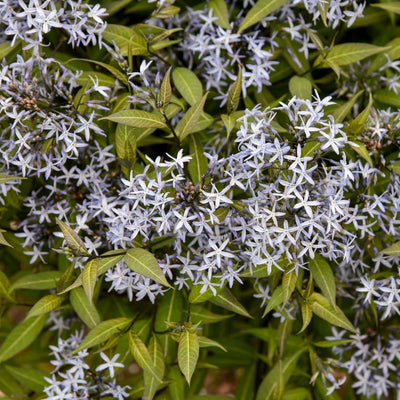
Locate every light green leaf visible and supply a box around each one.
[330,90,363,123]
[309,293,356,333]
[125,248,171,287]
[0,173,24,184]
[190,305,232,324]
[381,241,400,256]
[4,365,48,392]
[301,141,321,158]
[0,315,47,363]
[82,258,99,304]
[56,218,89,256]
[298,301,313,334]
[175,93,208,141]
[348,92,373,135]
[129,330,162,383]
[210,287,252,318]
[188,135,208,184]
[189,279,223,303]
[262,286,283,317]
[350,141,373,167]
[198,336,227,352]
[371,2,400,14]
[75,71,115,87]
[70,287,101,329]
[0,366,25,396]
[314,339,354,348]
[103,110,167,129]
[389,161,400,176]
[71,318,132,354]
[282,388,309,400]
[308,254,336,306]
[368,37,400,73]
[221,113,237,139]
[25,294,63,319]
[115,124,137,166]
[324,43,388,66]
[0,270,16,302]
[172,67,203,106]
[238,0,289,33]
[103,24,148,56]
[282,269,298,306]
[227,66,242,114]
[289,75,312,100]
[143,335,165,400]
[0,41,15,59]
[167,366,186,400]
[374,88,400,108]
[10,271,63,291]
[209,0,230,29]
[0,230,12,247]
[159,66,173,109]
[178,329,199,384]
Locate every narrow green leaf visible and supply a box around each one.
[371,2,400,14]
[210,287,252,318]
[381,241,400,256]
[308,254,336,306]
[56,218,89,256]
[25,294,63,319]
[330,90,363,122]
[159,66,173,109]
[0,173,24,184]
[374,88,400,108]
[301,141,321,158]
[348,92,373,135]
[129,330,162,383]
[282,388,309,400]
[70,287,101,329]
[167,366,186,400]
[198,336,227,352]
[188,135,208,184]
[0,366,25,396]
[172,67,203,106]
[289,75,312,100]
[236,362,256,400]
[125,248,171,287]
[209,0,230,29]
[75,71,116,87]
[10,271,63,291]
[178,329,199,384]
[350,141,373,167]
[262,286,283,317]
[0,42,15,60]
[309,293,356,333]
[227,66,242,114]
[238,0,289,33]
[298,301,313,334]
[282,269,298,306]
[221,113,237,139]
[314,339,354,348]
[0,315,47,363]
[389,161,400,175]
[176,93,208,141]
[82,258,99,304]
[143,335,165,400]
[190,305,232,324]
[103,110,167,129]
[325,43,389,66]
[0,270,16,302]
[4,365,48,392]
[71,318,132,354]
[368,37,400,73]
[0,230,12,247]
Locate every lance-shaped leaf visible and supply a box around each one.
[188,135,208,184]
[302,141,321,158]
[167,366,186,400]
[4,365,47,393]
[102,110,167,129]
[0,173,24,184]
[282,269,298,306]
[227,66,242,114]
[159,66,173,109]
[190,305,232,324]
[115,124,137,165]
[298,301,313,334]
[238,0,289,33]
[348,92,373,135]
[350,141,373,167]
[262,286,283,318]
[125,248,171,287]
[82,258,99,304]
[70,287,101,329]
[209,0,230,28]
[178,329,199,384]
[309,293,356,333]
[56,218,89,256]
[308,254,336,306]
[198,336,227,352]
[25,294,63,319]
[0,270,16,302]
[381,241,400,256]
[71,318,132,354]
[210,287,252,318]
[175,93,208,141]
[172,67,203,105]
[143,335,165,399]
[330,90,363,123]
[0,229,12,247]
[255,347,306,400]
[375,88,400,108]
[289,75,312,100]
[371,2,400,14]
[0,314,47,363]
[10,271,63,291]
[129,330,162,383]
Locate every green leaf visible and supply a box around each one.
[255,347,306,400]
[167,366,186,400]
[348,92,373,135]
[282,269,298,306]
[209,0,230,29]
[70,287,101,329]
[0,270,16,302]
[198,336,227,352]
[103,110,167,129]
[227,66,242,114]
[210,287,252,318]
[56,218,89,256]
[4,365,48,392]
[0,173,24,184]
[82,258,99,304]
[178,329,199,384]
[159,66,173,109]
[308,254,336,306]
[301,141,321,158]
[71,318,132,354]
[190,305,232,324]
[0,42,15,60]
[10,271,63,292]
[381,241,400,256]
[125,248,171,287]
[0,230,12,247]
[314,339,354,348]
[0,315,47,363]
[371,2,400,14]
[172,67,203,106]
[129,330,162,383]
[262,286,283,317]
[330,90,363,123]
[25,294,63,319]
[75,71,116,87]
[309,293,356,333]
[102,24,148,56]
[0,366,25,396]
[298,301,313,334]
[143,335,165,400]
[374,88,400,108]
[116,124,137,165]
[324,43,388,66]
[368,37,400,73]
[288,76,312,100]
[389,161,400,176]
[236,362,256,400]
[176,93,208,141]
[188,135,208,184]
[350,141,373,167]
[238,0,289,33]
[282,388,309,400]
[221,113,237,139]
